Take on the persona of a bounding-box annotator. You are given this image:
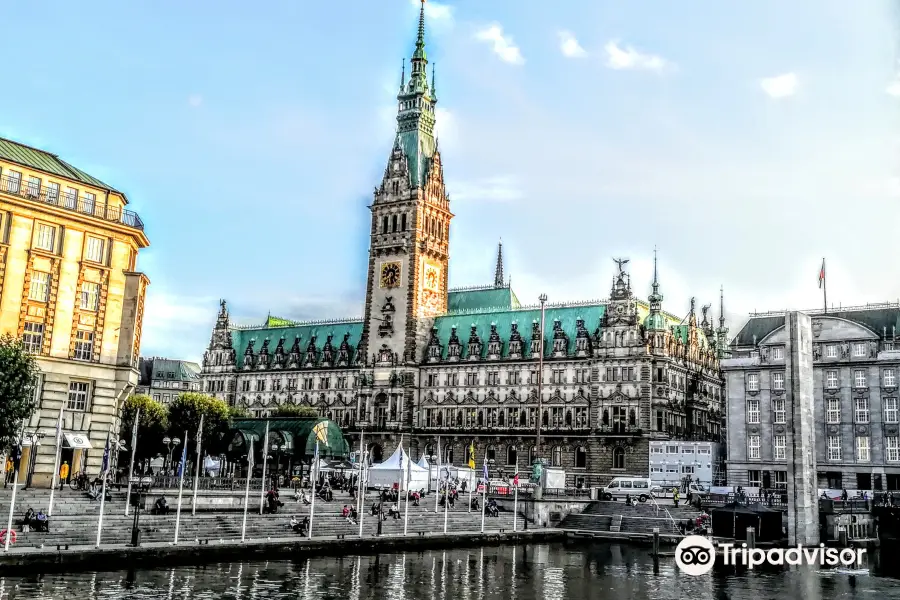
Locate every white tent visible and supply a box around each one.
[367,446,430,490]
[416,456,430,470]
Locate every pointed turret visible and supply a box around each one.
[715,286,730,358]
[644,248,667,331]
[493,240,505,288]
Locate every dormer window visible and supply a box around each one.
[772,346,784,360]
[854,343,866,357]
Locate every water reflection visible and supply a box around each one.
[4,543,900,600]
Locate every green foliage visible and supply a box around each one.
[0,334,39,451]
[167,393,231,456]
[228,406,250,420]
[120,395,168,461]
[271,404,319,419]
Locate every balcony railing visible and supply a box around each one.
[0,175,144,231]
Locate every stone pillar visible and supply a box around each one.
[785,311,820,545]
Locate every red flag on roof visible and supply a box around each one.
[818,259,825,289]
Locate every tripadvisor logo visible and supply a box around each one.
[675,535,866,576]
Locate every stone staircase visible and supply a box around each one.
[0,487,527,549]
[557,500,700,535]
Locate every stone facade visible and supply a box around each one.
[723,304,900,492]
[0,137,150,486]
[199,5,725,486]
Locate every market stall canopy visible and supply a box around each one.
[416,456,430,469]
[368,446,429,491]
[710,501,783,542]
[225,418,350,463]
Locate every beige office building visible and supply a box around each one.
[0,137,149,487]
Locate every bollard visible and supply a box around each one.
[746,526,755,549]
[652,528,660,558]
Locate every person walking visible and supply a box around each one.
[59,461,69,489]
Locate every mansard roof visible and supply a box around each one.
[730,303,900,348]
[230,317,363,369]
[447,284,520,313]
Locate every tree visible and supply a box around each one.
[167,393,231,458]
[120,394,168,461]
[271,404,319,418]
[0,334,39,451]
[228,406,250,420]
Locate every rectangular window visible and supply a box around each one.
[747,373,759,392]
[466,372,478,386]
[854,343,866,357]
[487,371,500,386]
[426,373,438,387]
[5,170,21,193]
[885,397,899,423]
[773,398,786,423]
[73,330,94,361]
[80,282,100,311]
[774,471,788,489]
[85,236,105,263]
[508,371,520,385]
[26,176,40,197]
[22,321,43,353]
[551,369,565,384]
[886,369,897,388]
[856,436,870,462]
[747,470,761,487]
[46,182,60,203]
[82,191,96,215]
[772,372,785,391]
[64,187,78,209]
[650,446,664,454]
[854,369,867,389]
[28,271,50,302]
[826,370,838,389]
[887,437,900,462]
[33,223,56,252]
[772,347,784,360]
[747,399,760,424]
[826,398,841,423]
[67,381,90,411]
[855,397,870,423]
[826,345,837,358]
[827,436,842,461]
[748,435,760,459]
[773,435,786,460]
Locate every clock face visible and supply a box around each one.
[423,264,440,292]
[380,262,402,288]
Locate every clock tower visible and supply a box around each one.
[359,0,452,370]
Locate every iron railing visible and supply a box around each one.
[0,175,144,230]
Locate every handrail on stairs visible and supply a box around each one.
[648,494,680,534]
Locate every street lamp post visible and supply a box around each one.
[535,293,548,457]
[162,436,181,477]
[23,431,45,490]
[271,442,285,485]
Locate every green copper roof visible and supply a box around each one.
[447,286,521,313]
[643,312,668,331]
[228,418,350,459]
[0,137,123,195]
[431,303,606,360]
[231,319,363,369]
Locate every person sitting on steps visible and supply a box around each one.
[290,515,301,533]
[625,494,634,506]
[21,508,35,532]
[33,510,49,532]
[387,503,400,519]
[153,496,169,515]
[487,499,499,517]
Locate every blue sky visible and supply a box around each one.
[0,0,897,361]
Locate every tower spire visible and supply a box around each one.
[414,0,427,61]
[494,240,505,288]
[648,247,663,308]
[651,246,659,296]
[718,286,725,329]
[401,58,406,88]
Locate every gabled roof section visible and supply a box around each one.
[730,303,900,347]
[448,284,521,313]
[230,318,363,369]
[0,137,123,196]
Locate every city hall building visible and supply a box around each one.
[200,4,727,484]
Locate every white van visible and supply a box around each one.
[600,476,657,502]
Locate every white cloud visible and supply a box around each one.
[434,107,456,149]
[558,31,587,58]
[142,291,217,362]
[411,0,453,23]
[187,94,203,108]
[887,80,900,97]
[759,73,798,98]
[475,24,524,65]
[604,40,667,71]
[450,176,522,202]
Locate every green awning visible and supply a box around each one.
[225,417,350,462]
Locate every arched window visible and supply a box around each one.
[528,445,536,465]
[613,447,625,470]
[486,445,496,462]
[507,445,518,466]
[424,443,435,459]
[574,446,587,469]
[552,446,562,467]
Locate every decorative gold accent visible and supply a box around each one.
[423,263,440,292]
[379,261,401,288]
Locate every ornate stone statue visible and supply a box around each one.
[531,459,543,484]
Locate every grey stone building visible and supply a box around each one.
[723,304,900,492]
[136,356,202,402]
[198,4,727,484]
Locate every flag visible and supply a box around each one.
[482,455,489,481]
[101,431,111,474]
[467,442,475,469]
[818,259,825,289]
[313,421,328,446]
[196,415,204,456]
[176,439,187,478]
[513,473,519,486]
[247,439,255,468]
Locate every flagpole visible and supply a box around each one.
[4,427,23,552]
[258,421,270,515]
[173,430,188,544]
[241,439,254,543]
[434,437,441,513]
[480,460,486,534]
[513,462,518,532]
[48,406,64,517]
[124,407,140,517]
[442,466,449,534]
[96,429,112,548]
[308,441,318,539]
[192,415,204,516]
[822,258,828,313]
[403,444,410,536]
[356,430,365,526]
